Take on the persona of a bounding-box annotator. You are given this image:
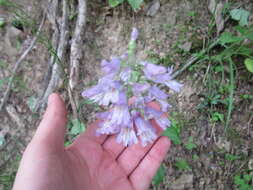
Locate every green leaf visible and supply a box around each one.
[163,119,181,145]
[243,175,252,183]
[64,141,71,147]
[225,153,240,161]
[230,8,250,26]
[175,159,191,171]
[0,18,5,27]
[27,96,37,112]
[219,32,243,46]
[127,0,143,10]
[234,174,253,190]
[184,136,197,150]
[237,47,253,57]
[244,58,253,73]
[234,26,253,41]
[234,175,244,186]
[152,165,165,186]
[69,119,85,135]
[109,0,124,7]
[211,112,224,123]
[130,70,140,83]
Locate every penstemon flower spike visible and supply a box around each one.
[82,28,183,147]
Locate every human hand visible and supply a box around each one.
[13,93,171,190]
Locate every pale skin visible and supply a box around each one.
[13,93,171,190]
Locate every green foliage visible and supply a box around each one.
[0,156,21,189]
[211,112,224,123]
[0,0,13,6]
[197,12,253,131]
[0,17,5,27]
[218,32,243,46]
[225,153,240,161]
[192,154,199,161]
[175,159,191,171]
[109,0,124,7]
[234,174,253,190]
[152,165,165,186]
[27,96,37,112]
[184,136,197,150]
[230,8,250,26]
[0,174,15,190]
[198,93,226,110]
[187,11,197,17]
[244,58,253,73]
[163,116,182,145]
[240,94,253,100]
[108,0,143,10]
[127,0,143,10]
[68,119,86,135]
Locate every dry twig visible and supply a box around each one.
[68,0,87,119]
[0,13,46,111]
[36,0,69,111]
[38,0,60,102]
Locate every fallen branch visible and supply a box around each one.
[0,13,46,111]
[171,39,219,79]
[68,0,87,119]
[36,0,69,111]
[36,0,60,109]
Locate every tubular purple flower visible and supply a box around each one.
[155,117,171,130]
[144,106,163,119]
[149,86,168,100]
[167,66,174,75]
[135,117,157,146]
[133,83,150,95]
[131,27,139,41]
[98,81,121,106]
[132,96,145,110]
[96,121,120,135]
[110,92,131,126]
[81,84,103,99]
[82,80,121,106]
[101,58,120,75]
[120,52,128,60]
[143,63,167,78]
[96,111,110,120]
[120,68,132,82]
[157,99,171,112]
[116,123,138,146]
[165,80,183,93]
[143,64,183,93]
[82,27,183,147]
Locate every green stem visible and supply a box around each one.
[224,57,235,134]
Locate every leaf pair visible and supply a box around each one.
[109,0,143,10]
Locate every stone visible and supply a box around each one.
[171,174,194,190]
[179,41,192,52]
[146,0,160,17]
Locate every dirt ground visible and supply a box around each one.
[0,0,253,189]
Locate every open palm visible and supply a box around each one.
[13,94,170,190]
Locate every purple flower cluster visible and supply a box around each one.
[82,28,183,146]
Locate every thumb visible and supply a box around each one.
[32,93,67,149]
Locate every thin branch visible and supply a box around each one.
[37,0,60,104]
[68,0,87,119]
[36,0,69,111]
[0,13,46,111]
[171,39,219,79]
